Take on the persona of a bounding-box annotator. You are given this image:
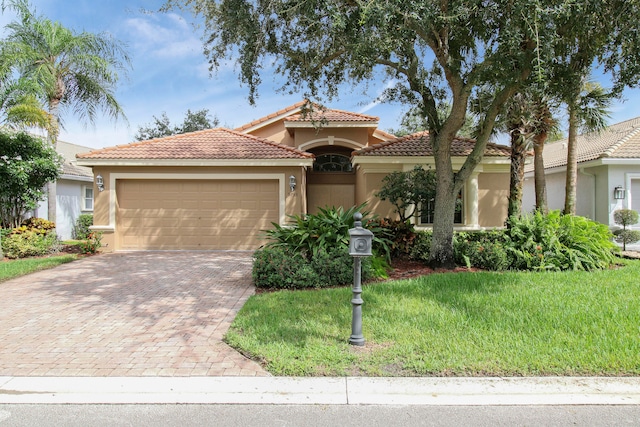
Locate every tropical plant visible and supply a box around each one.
[79,231,102,254]
[72,213,93,240]
[166,0,640,268]
[506,211,617,271]
[375,166,436,222]
[0,130,62,228]
[613,209,640,251]
[134,109,220,140]
[1,0,130,222]
[2,217,59,259]
[264,203,391,261]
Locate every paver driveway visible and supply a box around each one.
[0,252,269,377]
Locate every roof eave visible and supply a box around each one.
[284,121,378,129]
[76,158,315,167]
[59,173,93,182]
[237,105,304,133]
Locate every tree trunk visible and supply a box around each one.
[564,102,578,215]
[533,131,548,214]
[46,96,61,224]
[508,132,527,218]
[428,133,458,269]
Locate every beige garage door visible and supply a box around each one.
[116,179,279,250]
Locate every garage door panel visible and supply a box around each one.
[116,179,279,250]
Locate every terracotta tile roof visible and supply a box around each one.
[234,101,378,133]
[76,128,314,160]
[234,101,306,132]
[353,131,511,157]
[286,108,379,123]
[526,116,640,172]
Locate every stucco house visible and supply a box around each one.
[77,101,511,252]
[35,140,94,240]
[522,116,640,228]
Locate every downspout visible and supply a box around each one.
[579,167,596,220]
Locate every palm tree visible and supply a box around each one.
[563,80,612,215]
[502,92,536,218]
[530,96,557,214]
[0,77,53,130]
[494,88,559,219]
[1,0,130,221]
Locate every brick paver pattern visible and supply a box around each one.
[0,252,269,377]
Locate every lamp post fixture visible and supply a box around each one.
[348,212,373,346]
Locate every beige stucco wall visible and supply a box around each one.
[246,121,294,147]
[478,172,509,227]
[355,166,401,219]
[292,127,370,151]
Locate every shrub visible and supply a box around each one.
[264,204,363,257]
[372,218,417,259]
[464,241,510,271]
[506,211,617,271]
[252,246,373,289]
[259,205,390,288]
[613,209,640,250]
[453,231,511,271]
[264,204,393,261]
[2,217,60,259]
[613,209,639,228]
[614,229,640,250]
[375,166,436,222]
[73,214,94,240]
[3,229,59,259]
[409,230,432,262]
[253,247,322,289]
[79,231,103,254]
[20,217,56,232]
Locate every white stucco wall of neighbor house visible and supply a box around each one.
[56,180,84,240]
[524,164,640,229]
[34,179,93,240]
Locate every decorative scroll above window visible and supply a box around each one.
[313,153,353,173]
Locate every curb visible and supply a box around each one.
[1,377,639,405]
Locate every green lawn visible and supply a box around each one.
[0,254,78,282]
[226,258,640,376]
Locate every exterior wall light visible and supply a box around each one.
[289,175,296,192]
[614,186,625,200]
[96,174,105,192]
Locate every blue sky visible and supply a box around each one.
[2,0,640,149]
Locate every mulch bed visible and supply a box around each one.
[383,258,479,281]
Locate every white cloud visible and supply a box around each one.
[358,79,399,114]
[123,13,201,59]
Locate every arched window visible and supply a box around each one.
[313,153,353,172]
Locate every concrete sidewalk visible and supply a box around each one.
[1,376,639,405]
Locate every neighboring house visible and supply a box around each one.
[522,116,640,228]
[35,140,94,240]
[77,101,511,252]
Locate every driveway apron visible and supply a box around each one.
[0,252,269,377]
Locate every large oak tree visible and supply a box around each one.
[167,0,640,267]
